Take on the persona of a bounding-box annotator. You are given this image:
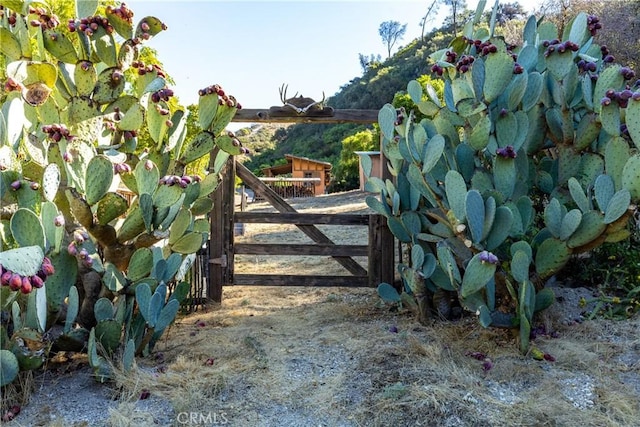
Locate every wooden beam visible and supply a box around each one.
[235,212,370,225]
[232,108,380,124]
[234,243,368,256]
[236,162,368,276]
[233,274,369,287]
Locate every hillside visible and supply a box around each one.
[238,28,456,185]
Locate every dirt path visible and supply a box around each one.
[5,191,640,427]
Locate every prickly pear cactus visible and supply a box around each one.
[371,5,638,354]
[0,1,248,385]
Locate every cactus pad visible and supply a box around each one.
[43,29,78,63]
[511,250,530,283]
[171,232,204,254]
[486,206,513,250]
[96,192,128,225]
[603,189,630,224]
[117,204,145,243]
[460,252,497,298]
[445,170,467,222]
[94,319,122,355]
[627,97,640,149]
[85,156,113,205]
[134,159,159,196]
[494,156,516,200]
[10,208,45,249]
[534,238,572,279]
[0,349,20,386]
[621,154,640,201]
[169,208,192,245]
[483,52,515,103]
[594,174,615,212]
[559,209,582,240]
[465,190,485,244]
[74,61,97,96]
[0,27,22,60]
[377,283,401,303]
[179,131,215,165]
[190,197,214,216]
[0,246,44,277]
[128,248,153,282]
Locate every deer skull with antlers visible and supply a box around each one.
[279,83,326,114]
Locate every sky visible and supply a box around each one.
[126,0,543,112]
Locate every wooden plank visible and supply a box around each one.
[234,243,368,256]
[233,274,370,287]
[236,162,368,276]
[232,108,380,124]
[208,154,235,303]
[235,212,369,225]
[368,214,395,288]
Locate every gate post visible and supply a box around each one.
[208,155,236,303]
[368,214,395,288]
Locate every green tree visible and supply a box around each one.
[330,129,377,192]
[379,20,407,58]
[420,0,443,42]
[443,0,468,37]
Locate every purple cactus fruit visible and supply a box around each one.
[31,275,45,289]
[1,271,12,286]
[10,180,21,190]
[587,62,597,72]
[140,21,150,31]
[67,241,78,256]
[159,175,171,185]
[30,181,39,190]
[54,214,65,227]
[620,89,633,100]
[601,96,612,106]
[632,92,640,101]
[21,276,32,294]
[144,159,154,171]
[603,55,615,63]
[496,145,516,159]
[63,151,72,162]
[40,260,55,276]
[9,273,22,291]
[165,119,173,128]
[73,230,85,244]
[179,178,189,188]
[479,250,499,265]
[180,175,193,185]
[192,175,202,183]
[78,248,89,260]
[83,257,94,268]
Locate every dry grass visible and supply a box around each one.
[4,190,640,426]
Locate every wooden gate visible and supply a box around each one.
[207,158,395,302]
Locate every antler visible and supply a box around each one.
[300,91,325,114]
[279,84,324,114]
[279,83,299,105]
[279,83,288,105]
